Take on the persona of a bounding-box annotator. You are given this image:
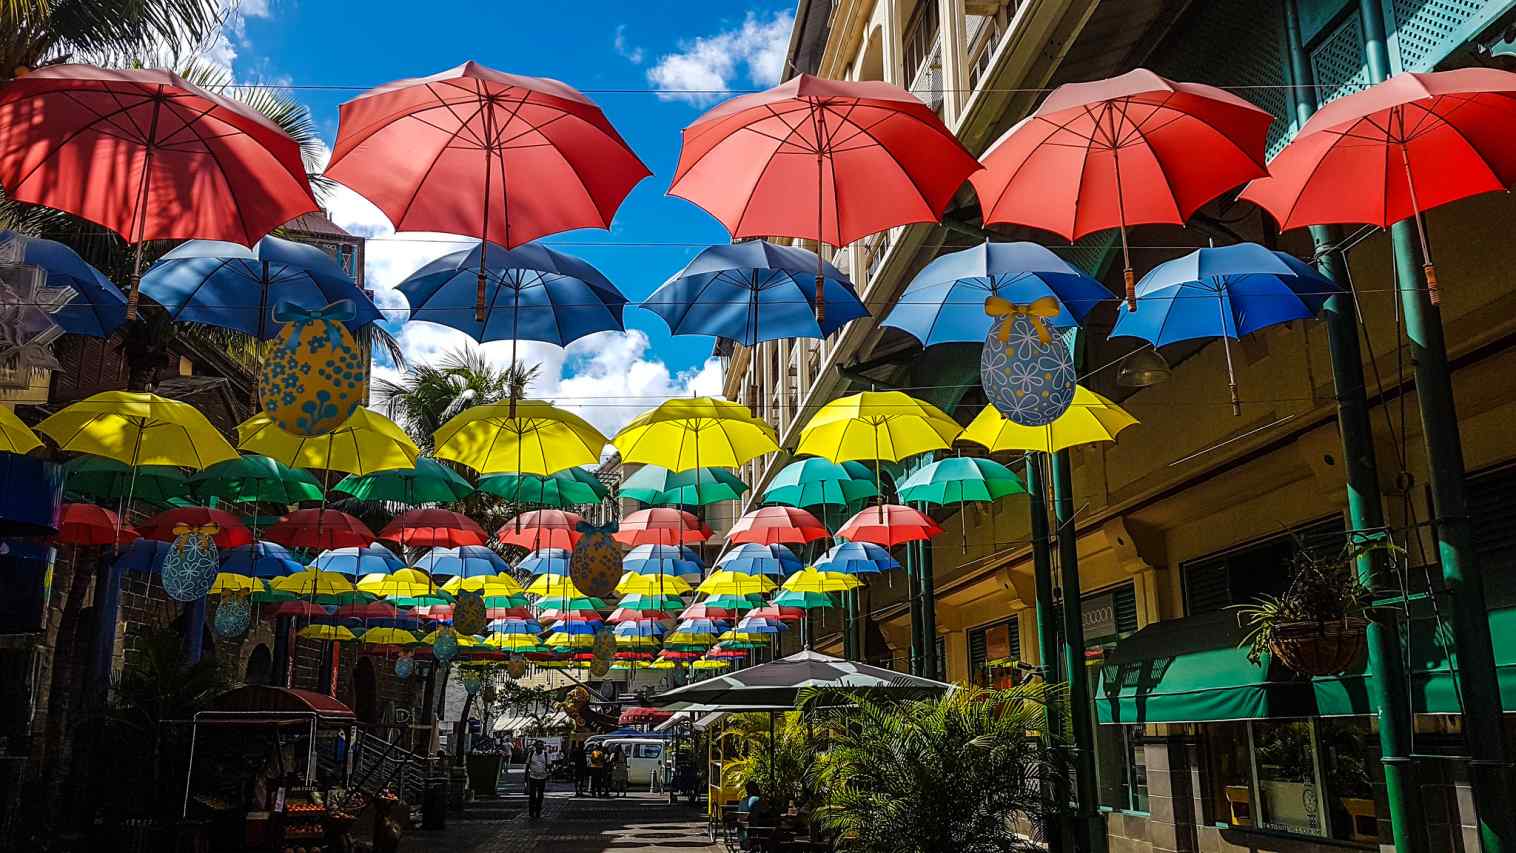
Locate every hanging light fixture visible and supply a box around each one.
[1117,348,1171,388]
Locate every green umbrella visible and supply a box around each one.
[333,457,475,504]
[190,454,325,504]
[62,456,188,505]
[477,468,607,507]
[897,456,1026,550]
[620,465,748,506]
[762,458,878,507]
[770,589,835,609]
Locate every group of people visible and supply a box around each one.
[569,740,626,798]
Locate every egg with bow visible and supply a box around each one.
[980,296,1077,427]
[259,299,369,436]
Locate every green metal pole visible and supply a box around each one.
[1052,449,1102,853]
[1358,5,1516,849]
[1027,455,1068,852]
[842,588,856,660]
[1283,4,1425,850]
[906,540,924,676]
[918,538,938,679]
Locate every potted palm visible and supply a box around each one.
[1235,537,1398,676]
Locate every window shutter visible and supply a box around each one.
[1184,558,1232,615]
[1113,586,1139,635]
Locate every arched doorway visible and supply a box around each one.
[352,657,378,726]
[245,644,272,685]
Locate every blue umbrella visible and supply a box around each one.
[814,541,900,575]
[398,241,626,350]
[221,542,305,578]
[313,544,405,576]
[622,544,703,578]
[1110,243,1340,414]
[115,539,171,574]
[414,545,510,578]
[140,235,382,339]
[1,230,128,337]
[520,548,572,576]
[715,543,802,577]
[642,241,868,345]
[881,241,1112,346]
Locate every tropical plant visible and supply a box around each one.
[373,346,541,451]
[0,0,223,78]
[799,684,1061,853]
[726,711,823,808]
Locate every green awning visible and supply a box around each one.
[1314,606,1516,716]
[1097,611,1316,725]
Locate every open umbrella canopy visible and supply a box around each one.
[61,456,188,504]
[441,573,525,596]
[652,649,950,708]
[897,457,1026,505]
[613,508,712,546]
[622,544,703,578]
[727,506,829,546]
[835,505,942,547]
[642,240,868,344]
[782,567,860,593]
[0,406,40,457]
[397,241,627,344]
[0,230,127,338]
[434,401,607,476]
[415,545,510,578]
[333,457,475,505]
[498,509,584,550]
[139,507,253,548]
[298,624,358,642]
[272,569,358,598]
[380,508,489,548]
[960,387,1138,455]
[619,465,748,506]
[313,544,405,577]
[615,593,688,613]
[56,503,134,546]
[694,594,763,613]
[362,627,421,646]
[814,541,900,575]
[265,509,376,551]
[525,573,585,599]
[210,573,265,595]
[715,543,802,577]
[114,539,172,574]
[612,398,778,472]
[190,454,324,504]
[141,234,380,339]
[796,391,961,464]
[40,391,238,470]
[519,547,572,575]
[357,568,442,599]
[762,458,877,508]
[478,467,608,507]
[238,409,419,476]
[616,572,693,596]
[221,542,305,578]
[697,570,776,597]
[882,241,1112,346]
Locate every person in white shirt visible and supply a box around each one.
[525,740,551,818]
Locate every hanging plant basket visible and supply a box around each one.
[1269,617,1367,676]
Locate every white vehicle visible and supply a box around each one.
[597,737,668,787]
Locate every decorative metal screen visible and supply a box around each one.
[1311,12,1373,105]
[1391,0,1495,70]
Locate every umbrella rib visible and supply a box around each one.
[8,88,160,194]
[727,105,819,240]
[390,85,492,230]
[1114,99,1186,223]
[1406,99,1505,188]
[817,101,936,224]
[164,105,259,242]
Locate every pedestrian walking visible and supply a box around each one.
[609,744,628,796]
[525,740,550,819]
[570,740,588,797]
[588,742,608,797]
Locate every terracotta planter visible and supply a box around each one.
[1269,618,1367,675]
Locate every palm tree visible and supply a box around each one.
[0,0,222,78]
[800,684,1063,853]
[727,711,824,808]
[373,346,540,451]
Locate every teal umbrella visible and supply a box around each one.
[762,458,878,508]
[63,456,188,505]
[190,454,324,504]
[333,457,474,504]
[477,468,607,507]
[620,465,747,506]
[896,456,1025,550]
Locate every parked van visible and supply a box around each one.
[596,737,667,787]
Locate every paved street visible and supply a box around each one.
[398,782,722,853]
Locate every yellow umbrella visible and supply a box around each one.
[420,628,484,648]
[692,658,730,670]
[358,568,437,598]
[211,573,266,594]
[665,631,716,646]
[616,572,693,596]
[544,631,596,649]
[362,627,421,646]
[237,408,419,475]
[486,632,546,651]
[298,624,358,641]
[433,400,606,475]
[959,386,1138,454]
[38,390,238,469]
[272,569,356,597]
[442,574,525,596]
[696,570,775,597]
[612,397,778,472]
[795,391,961,464]
[646,659,678,670]
[526,574,583,598]
[0,407,41,455]
[782,567,861,593]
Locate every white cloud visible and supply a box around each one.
[647,10,795,104]
[614,26,644,65]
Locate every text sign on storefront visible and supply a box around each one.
[1082,592,1117,642]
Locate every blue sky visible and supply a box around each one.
[207,0,795,433]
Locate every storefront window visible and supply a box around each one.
[1205,722,1253,827]
[1318,719,1378,844]
[1094,719,1148,812]
[1251,720,1327,837]
[968,618,1019,687]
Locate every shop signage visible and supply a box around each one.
[1082,592,1117,642]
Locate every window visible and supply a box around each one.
[968,618,1020,687]
[1182,518,1346,615]
[1095,724,1149,813]
[636,744,663,760]
[934,635,946,683]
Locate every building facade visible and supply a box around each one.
[722,1,1516,851]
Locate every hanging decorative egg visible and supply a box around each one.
[432,627,460,666]
[590,658,610,678]
[569,521,621,598]
[394,653,415,679]
[213,592,251,638]
[505,655,527,679]
[980,295,1076,427]
[258,299,369,436]
[591,625,615,668]
[460,668,483,696]
[452,590,487,635]
[162,524,220,602]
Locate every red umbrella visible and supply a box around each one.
[265,509,376,551]
[669,74,979,321]
[726,506,828,546]
[139,507,252,548]
[497,509,584,550]
[836,504,942,547]
[970,68,1274,309]
[1240,68,1516,304]
[325,61,648,320]
[265,601,328,619]
[335,601,402,620]
[679,602,735,620]
[0,64,318,317]
[613,508,712,547]
[56,503,137,546]
[380,508,489,548]
[747,604,805,623]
